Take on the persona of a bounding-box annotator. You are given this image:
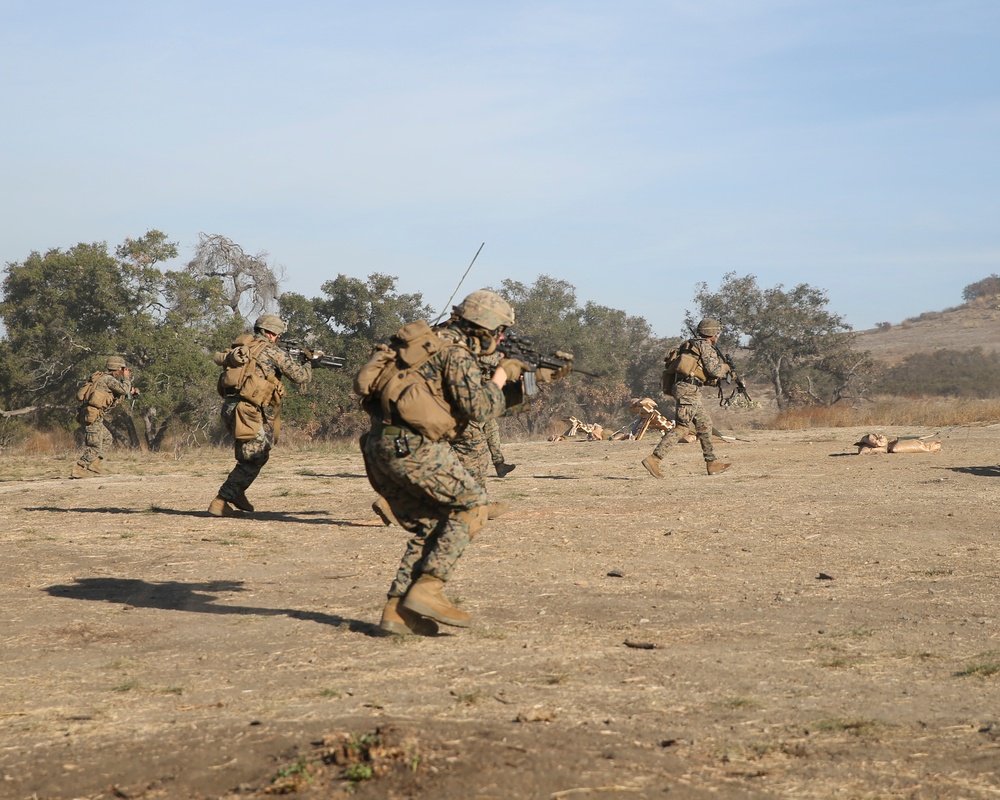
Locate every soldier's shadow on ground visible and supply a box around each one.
[43,577,381,635]
[296,472,368,480]
[24,506,376,527]
[943,465,1000,477]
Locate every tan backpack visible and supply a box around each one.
[661,340,705,391]
[214,334,278,407]
[354,320,461,442]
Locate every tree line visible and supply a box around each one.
[0,229,897,451]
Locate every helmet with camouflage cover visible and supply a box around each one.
[254,314,287,336]
[697,318,722,337]
[106,355,126,371]
[452,290,515,332]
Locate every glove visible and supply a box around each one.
[535,351,574,383]
[498,358,530,383]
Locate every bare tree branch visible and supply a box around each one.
[186,233,284,319]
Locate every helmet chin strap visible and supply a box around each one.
[455,321,496,355]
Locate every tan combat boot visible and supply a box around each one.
[706,461,732,475]
[372,497,398,526]
[378,597,439,636]
[641,454,664,478]
[88,458,107,475]
[487,500,509,520]
[208,496,243,517]
[70,462,91,479]
[401,575,471,628]
[231,491,254,512]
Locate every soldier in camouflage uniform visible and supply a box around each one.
[478,351,516,477]
[71,355,138,479]
[372,347,514,526]
[208,314,312,517]
[359,290,550,636]
[642,318,733,477]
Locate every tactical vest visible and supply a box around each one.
[353,320,463,442]
[75,371,119,424]
[661,339,707,392]
[214,334,283,408]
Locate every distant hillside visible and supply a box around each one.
[855,298,1000,366]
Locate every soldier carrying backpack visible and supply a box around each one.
[207,314,313,517]
[354,289,570,637]
[71,355,139,479]
[641,317,735,478]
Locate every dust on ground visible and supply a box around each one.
[2,424,999,799]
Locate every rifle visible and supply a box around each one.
[497,331,601,395]
[714,348,753,408]
[279,340,346,370]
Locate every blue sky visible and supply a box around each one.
[2,1,998,337]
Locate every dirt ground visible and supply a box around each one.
[2,422,1000,800]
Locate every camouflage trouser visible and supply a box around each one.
[483,417,505,465]
[652,390,717,463]
[78,419,112,466]
[361,427,488,598]
[218,400,272,501]
[450,422,491,490]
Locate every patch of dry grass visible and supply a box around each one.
[766,397,1000,430]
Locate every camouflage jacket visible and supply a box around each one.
[691,338,730,384]
[252,334,313,390]
[90,373,133,408]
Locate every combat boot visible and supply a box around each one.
[378,597,439,636]
[208,496,243,517]
[89,458,107,475]
[706,460,732,475]
[641,454,664,478]
[70,462,91,479]
[372,497,398,527]
[494,461,516,478]
[231,491,254,512]
[401,575,471,628]
[487,500,509,520]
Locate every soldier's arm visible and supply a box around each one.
[269,346,313,385]
[699,341,731,382]
[442,348,505,424]
[105,375,133,399]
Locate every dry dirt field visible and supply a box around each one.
[2,423,1000,799]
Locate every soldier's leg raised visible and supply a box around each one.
[365,432,488,628]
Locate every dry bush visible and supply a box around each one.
[22,429,75,455]
[767,397,1000,430]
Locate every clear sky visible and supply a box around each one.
[2,1,998,337]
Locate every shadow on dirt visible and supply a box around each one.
[24,505,376,527]
[942,465,1000,477]
[43,577,380,635]
[295,471,368,479]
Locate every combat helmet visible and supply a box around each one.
[452,290,515,332]
[697,318,722,337]
[106,355,126,371]
[254,314,287,336]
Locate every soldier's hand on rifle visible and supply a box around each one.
[498,358,531,382]
[536,351,574,383]
[130,387,140,396]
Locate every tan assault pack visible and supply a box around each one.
[214,335,287,441]
[214,334,282,408]
[661,339,706,392]
[353,320,461,442]
[76,372,116,424]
